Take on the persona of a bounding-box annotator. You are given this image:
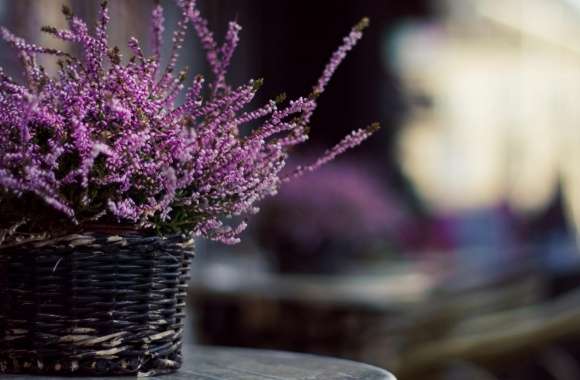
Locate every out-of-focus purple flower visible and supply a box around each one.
[0,1,376,244]
[261,160,405,249]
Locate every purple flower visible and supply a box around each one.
[260,159,405,249]
[0,0,377,244]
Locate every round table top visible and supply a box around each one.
[2,346,396,380]
[189,257,433,313]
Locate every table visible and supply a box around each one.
[189,257,433,364]
[2,346,396,380]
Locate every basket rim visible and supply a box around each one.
[0,227,194,253]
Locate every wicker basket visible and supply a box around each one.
[0,231,194,376]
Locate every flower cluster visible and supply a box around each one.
[0,0,376,244]
[258,160,404,250]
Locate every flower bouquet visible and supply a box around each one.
[0,0,376,376]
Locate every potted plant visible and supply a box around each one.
[257,160,404,274]
[0,0,376,376]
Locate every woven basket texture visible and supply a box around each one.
[0,232,194,376]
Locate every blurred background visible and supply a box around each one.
[4,0,580,379]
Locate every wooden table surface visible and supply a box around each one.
[2,346,396,380]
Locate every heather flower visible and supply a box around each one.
[259,160,404,249]
[0,0,377,245]
[257,159,405,273]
